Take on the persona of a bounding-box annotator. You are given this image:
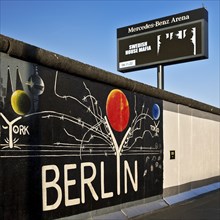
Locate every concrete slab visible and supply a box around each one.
[164,190,197,205]
[121,199,168,218]
[93,211,127,220]
[131,189,220,220]
[164,182,220,206]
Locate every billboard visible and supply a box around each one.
[117,8,208,72]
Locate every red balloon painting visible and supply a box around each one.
[106,89,130,132]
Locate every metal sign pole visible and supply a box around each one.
[157,65,164,89]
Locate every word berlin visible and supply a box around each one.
[128,14,190,34]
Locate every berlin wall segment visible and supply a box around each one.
[0,53,163,219]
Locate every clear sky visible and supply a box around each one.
[1,0,219,107]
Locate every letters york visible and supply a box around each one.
[42,160,138,211]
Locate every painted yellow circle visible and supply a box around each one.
[11,90,31,115]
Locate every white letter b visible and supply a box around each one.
[42,165,62,211]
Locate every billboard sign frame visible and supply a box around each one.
[117,8,208,73]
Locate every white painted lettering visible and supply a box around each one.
[64,164,80,207]
[101,161,114,199]
[124,160,138,194]
[81,162,99,203]
[42,165,62,211]
[41,160,140,211]
[12,125,19,134]
[12,125,29,135]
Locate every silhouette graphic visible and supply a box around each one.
[157,27,196,60]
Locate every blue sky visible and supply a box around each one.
[1,0,219,107]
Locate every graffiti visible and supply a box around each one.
[0,58,163,219]
[0,113,22,149]
[42,160,138,211]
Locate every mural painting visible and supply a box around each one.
[0,53,163,220]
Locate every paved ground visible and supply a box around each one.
[131,189,220,220]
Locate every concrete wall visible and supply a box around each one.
[163,102,220,196]
[0,34,219,219]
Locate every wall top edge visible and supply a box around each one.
[0,34,219,115]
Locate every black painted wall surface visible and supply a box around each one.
[0,53,163,219]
